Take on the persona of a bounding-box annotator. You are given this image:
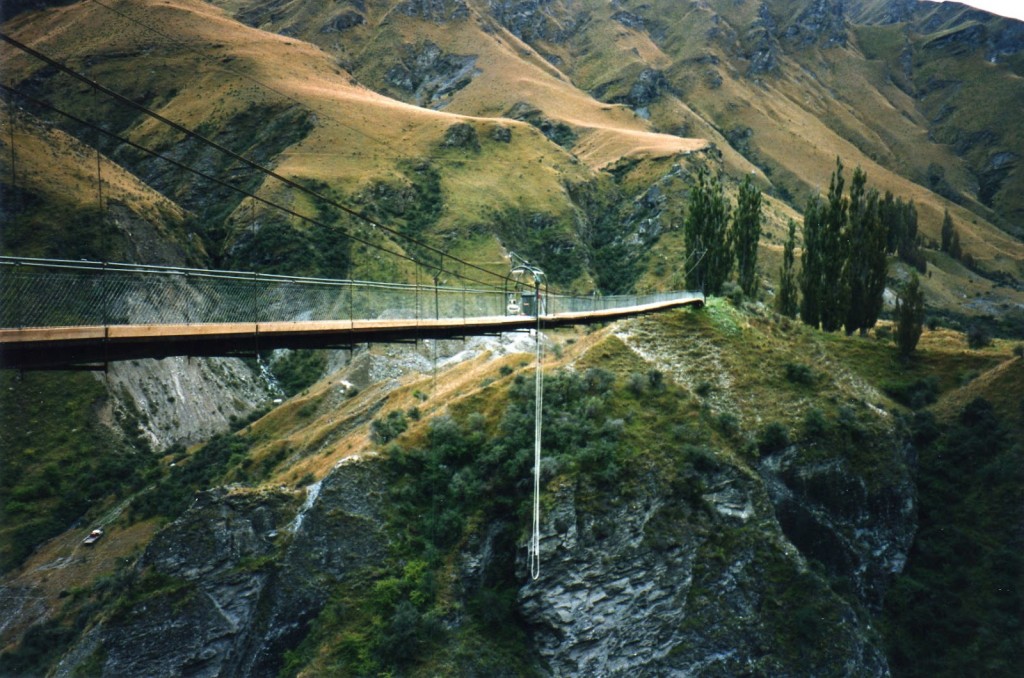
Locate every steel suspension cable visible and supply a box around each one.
[0,32,515,289]
[0,83,506,290]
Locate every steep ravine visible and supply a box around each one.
[46,311,917,676]
[51,423,911,676]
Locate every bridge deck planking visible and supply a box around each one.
[0,297,703,370]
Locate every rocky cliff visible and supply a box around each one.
[40,303,921,677]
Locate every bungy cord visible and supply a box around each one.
[528,308,544,580]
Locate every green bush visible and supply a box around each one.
[784,362,816,386]
[758,422,790,456]
[130,434,251,520]
[272,350,328,397]
[371,411,409,444]
[883,376,939,409]
[802,408,830,439]
[0,620,76,676]
[966,324,992,349]
[716,412,740,438]
[884,398,1023,675]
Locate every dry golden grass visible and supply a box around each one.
[0,106,184,223]
[3,516,160,637]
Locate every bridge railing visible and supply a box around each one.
[0,257,702,329]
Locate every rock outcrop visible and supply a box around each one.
[516,450,901,675]
[104,356,272,452]
[51,410,912,676]
[54,460,390,678]
[384,41,479,108]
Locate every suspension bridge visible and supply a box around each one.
[0,256,704,370]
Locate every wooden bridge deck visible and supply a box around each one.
[0,296,703,370]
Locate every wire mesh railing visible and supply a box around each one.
[0,257,703,330]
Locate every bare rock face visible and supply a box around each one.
[104,356,272,452]
[758,443,917,609]
[784,0,848,48]
[399,0,469,22]
[50,427,912,677]
[384,41,479,108]
[54,461,389,678]
[517,456,898,676]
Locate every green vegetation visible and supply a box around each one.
[493,207,583,287]
[800,159,851,332]
[940,208,962,260]
[0,617,77,676]
[684,167,733,295]
[732,174,762,297]
[895,274,926,358]
[130,104,316,265]
[844,167,889,335]
[271,349,328,397]
[129,433,252,521]
[227,181,353,278]
[881,191,926,273]
[777,219,799,318]
[0,372,155,572]
[284,368,644,675]
[884,398,1024,676]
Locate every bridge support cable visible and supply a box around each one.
[0,33,514,292]
[0,82,503,292]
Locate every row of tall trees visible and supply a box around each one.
[797,161,888,334]
[775,158,931,354]
[792,159,919,336]
[683,168,762,297]
[683,159,932,353]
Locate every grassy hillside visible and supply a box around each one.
[2,0,721,289]
[3,1,1021,300]
[0,103,201,263]
[173,0,1024,317]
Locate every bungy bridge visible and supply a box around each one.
[0,257,705,370]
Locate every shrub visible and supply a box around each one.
[583,367,615,394]
[883,376,939,409]
[966,324,991,349]
[716,412,740,438]
[784,362,816,386]
[802,408,829,439]
[0,620,76,676]
[371,411,409,444]
[722,281,744,306]
[758,422,790,456]
[627,372,646,395]
[272,350,327,397]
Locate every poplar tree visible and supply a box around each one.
[941,209,955,253]
[941,208,963,261]
[799,196,824,328]
[819,158,849,332]
[733,174,763,297]
[843,168,887,335]
[896,273,925,358]
[684,167,733,295]
[798,156,847,331]
[777,219,799,318]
